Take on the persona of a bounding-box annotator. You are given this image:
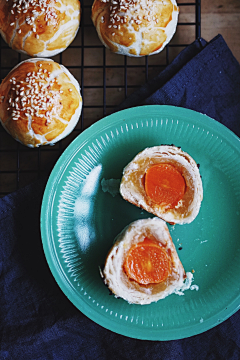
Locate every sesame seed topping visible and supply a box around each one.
[7,64,66,125]
[8,0,58,34]
[100,0,162,30]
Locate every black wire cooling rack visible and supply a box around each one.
[0,0,201,197]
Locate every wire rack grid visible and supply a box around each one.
[0,0,201,197]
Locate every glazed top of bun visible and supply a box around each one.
[92,0,179,57]
[0,0,80,57]
[0,58,82,147]
[120,145,203,224]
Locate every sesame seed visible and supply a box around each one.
[8,59,67,124]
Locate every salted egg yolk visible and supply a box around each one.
[144,163,185,208]
[123,237,171,285]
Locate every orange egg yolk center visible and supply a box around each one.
[123,237,171,285]
[144,163,186,208]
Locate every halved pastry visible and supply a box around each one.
[102,217,190,305]
[120,145,203,224]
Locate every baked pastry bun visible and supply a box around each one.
[0,58,82,147]
[0,0,80,57]
[91,0,179,57]
[102,217,189,305]
[120,145,203,224]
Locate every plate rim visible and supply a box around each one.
[40,105,240,340]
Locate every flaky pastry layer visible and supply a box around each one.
[120,145,203,224]
[103,217,187,304]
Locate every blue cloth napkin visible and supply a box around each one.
[1,34,240,360]
[116,34,240,138]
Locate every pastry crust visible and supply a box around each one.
[91,0,179,56]
[0,58,82,147]
[102,217,186,304]
[120,145,203,224]
[0,0,80,57]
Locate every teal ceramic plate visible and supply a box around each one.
[41,105,240,340]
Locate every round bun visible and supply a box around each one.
[0,58,82,147]
[91,0,179,57]
[0,0,80,57]
[102,217,188,305]
[120,145,203,224]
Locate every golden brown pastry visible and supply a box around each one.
[120,145,203,224]
[102,217,192,305]
[0,0,80,57]
[91,0,179,57]
[0,58,82,147]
